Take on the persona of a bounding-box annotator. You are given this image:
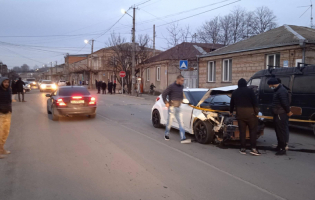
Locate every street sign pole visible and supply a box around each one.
[122,77,124,94]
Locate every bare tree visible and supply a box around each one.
[220,14,233,45]
[241,11,255,39]
[21,64,30,71]
[197,16,221,44]
[13,66,21,72]
[252,6,277,34]
[165,23,191,47]
[107,32,152,94]
[230,7,246,43]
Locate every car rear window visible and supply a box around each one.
[59,87,90,96]
[293,76,315,94]
[43,81,53,84]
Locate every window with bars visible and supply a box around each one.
[146,68,150,81]
[157,66,161,81]
[207,61,216,82]
[222,59,232,82]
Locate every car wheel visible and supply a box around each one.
[194,120,214,144]
[47,105,52,114]
[52,107,59,121]
[88,114,96,118]
[152,110,162,128]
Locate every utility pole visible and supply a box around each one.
[50,62,52,80]
[131,6,136,96]
[153,24,156,56]
[87,39,94,89]
[55,61,57,81]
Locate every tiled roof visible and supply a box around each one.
[145,42,224,63]
[200,25,315,57]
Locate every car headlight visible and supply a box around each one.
[52,84,57,89]
[33,82,36,84]
[41,85,46,89]
[28,85,30,88]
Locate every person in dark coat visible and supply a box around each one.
[113,81,116,94]
[97,80,101,94]
[108,80,112,94]
[267,77,293,156]
[230,78,260,156]
[101,81,107,94]
[11,80,17,102]
[15,78,26,102]
[0,77,12,159]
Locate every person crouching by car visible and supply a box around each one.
[267,78,293,156]
[230,78,261,156]
[162,75,191,144]
[0,77,12,159]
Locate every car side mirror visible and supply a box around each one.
[182,99,189,104]
[45,94,51,97]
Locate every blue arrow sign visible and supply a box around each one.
[179,60,188,70]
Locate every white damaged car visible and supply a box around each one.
[151,87,264,144]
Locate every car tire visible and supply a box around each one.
[194,120,214,144]
[88,114,96,118]
[152,109,162,128]
[52,107,59,121]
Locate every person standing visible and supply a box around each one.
[101,81,107,94]
[97,81,101,94]
[16,78,26,102]
[11,80,17,102]
[267,78,292,156]
[230,78,260,155]
[0,77,12,159]
[113,80,116,94]
[108,80,112,94]
[162,75,191,144]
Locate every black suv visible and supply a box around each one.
[247,65,315,135]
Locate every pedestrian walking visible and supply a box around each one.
[11,80,17,102]
[16,78,26,102]
[162,75,191,144]
[267,77,293,156]
[230,78,261,156]
[0,77,12,159]
[101,81,107,94]
[113,81,116,94]
[108,80,112,94]
[72,79,74,86]
[97,80,101,94]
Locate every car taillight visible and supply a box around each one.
[89,97,96,105]
[156,97,160,102]
[57,98,66,106]
[72,96,82,99]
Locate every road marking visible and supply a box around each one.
[97,113,286,200]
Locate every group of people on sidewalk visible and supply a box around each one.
[95,80,116,95]
[162,75,292,156]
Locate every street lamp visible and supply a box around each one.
[121,9,126,14]
[84,39,94,89]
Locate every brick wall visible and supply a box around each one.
[199,45,314,89]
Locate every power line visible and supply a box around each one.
[138,0,241,32]
[0,46,48,64]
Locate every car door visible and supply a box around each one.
[177,92,194,132]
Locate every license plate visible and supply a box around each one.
[71,100,84,104]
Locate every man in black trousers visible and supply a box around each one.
[267,78,292,155]
[230,78,260,156]
[15,78,26,102]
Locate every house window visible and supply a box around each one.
[207,61,216,82]
[222,59,232,82]
[157,66,161,81]
[266,54,280,68]
[146,68,150,81]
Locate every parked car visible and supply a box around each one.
[57,80,66,86]
[46,86,96,121]
[151,88,265,144]
[40,80,57,92]
[23,81,31,92]
[26,78,37,87]
[247,65,315,135]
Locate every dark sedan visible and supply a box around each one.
[46,86,96,121]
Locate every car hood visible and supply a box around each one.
[196,85,238,107]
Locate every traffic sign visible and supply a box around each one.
[179,60,188,70]
[119,71,126,78]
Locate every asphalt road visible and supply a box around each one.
[1,89,315,200]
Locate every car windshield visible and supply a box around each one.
[24,81,29,84]
[42,81,53,84]
[189,91,230,104]
[27,79,35,81]
[59,87,90,96]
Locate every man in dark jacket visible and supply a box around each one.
[0,77,12,159]
[16,78,26,102]
[162,75,190,144]
[267,78,293,155]
[97,81,102,94]
[113,81,116,94]
[108,80,112,94]
[101,81,107,94]
[230,78,260,155]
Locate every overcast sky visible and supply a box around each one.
[0,0,312,68]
